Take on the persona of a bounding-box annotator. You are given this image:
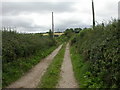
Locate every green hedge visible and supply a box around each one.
[2,30,56,87]
[71,20,120,88]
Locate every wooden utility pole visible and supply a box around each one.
[52,12,54,38]
[118,1,120,21]
[118,2,120,31]
[92,0,95,30]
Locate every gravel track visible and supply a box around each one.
[7,45,62,88]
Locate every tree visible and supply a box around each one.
[74,28,82,33]
[64,28,74,38]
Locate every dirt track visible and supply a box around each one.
[57,43,78,88]
[7,45,62,88]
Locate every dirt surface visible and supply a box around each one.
[57,43,78,88]
[7,45,62,88]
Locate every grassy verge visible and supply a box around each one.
[70,45,90,88]
[3,46,57,87]
[38,43,66,88]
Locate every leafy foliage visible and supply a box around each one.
[2,30,56,87]
[71,20,120,88]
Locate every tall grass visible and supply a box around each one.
[70,45,90,88]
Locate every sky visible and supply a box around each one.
[1,0,119,33]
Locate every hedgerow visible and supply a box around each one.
[2,30,56,87]
[71,20,120,88]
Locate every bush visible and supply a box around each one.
[71,20,120,88]
[2,30,56,87]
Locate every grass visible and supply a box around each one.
[38,43,66,88]
[70,45,90,88]
[2,46,57,88]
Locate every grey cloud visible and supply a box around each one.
[2,1,116,33]
[2,15,89,33]
[2,16,47,33]
[2,2,75,15]
[55,20,90,32]
[18,26,47,33]
[2,16,33,27]
[96,1,118,20]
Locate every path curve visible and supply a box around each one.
[57,43,78,88]
[7,45,63,88]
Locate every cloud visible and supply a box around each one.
[95,0,118,22]
[2,16,47,33]
[2,16,32,27]
[1,0,119,33]
[2,2,76,16]
[54,19,90,32]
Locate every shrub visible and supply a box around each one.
[2,30,56,87]
[71,20,120,88]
